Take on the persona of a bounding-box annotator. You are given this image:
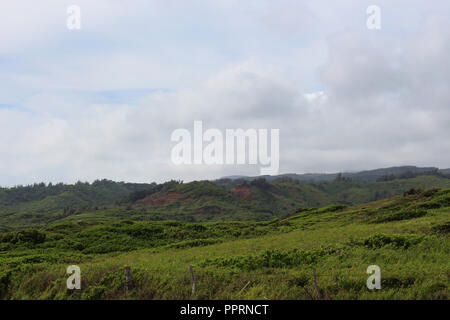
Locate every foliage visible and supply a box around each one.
[349,233,427,249]
[201,248,335,271]
[1,176,450,231]
[0,187,448,300]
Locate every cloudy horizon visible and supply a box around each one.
[1,0,450,187]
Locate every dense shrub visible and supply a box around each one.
[317,204,348,213]
[82,285,107,300]
[0,230,46,245]
[349,233,426,249]
[431,222,450,235]
[370,209,428,223]
[166,238,222,249]
[201,248,334,271]
[0,270,11,299]
[414,191,450,209]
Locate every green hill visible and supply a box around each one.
[0,179,156,209]
[1,175,450,231]
[0,180,156,231]
[0,188,448,299]
[221,165,446,182]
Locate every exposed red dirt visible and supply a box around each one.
[137,191,183,206]
[231,185,253,201]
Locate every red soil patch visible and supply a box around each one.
[231,185,253,201]
[137,191,183,206]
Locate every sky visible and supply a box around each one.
[1,0,450,186]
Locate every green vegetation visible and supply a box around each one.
[0,187,448,300]
[0,179,156,231]
[220,165,450,183]
[2,175,450,232]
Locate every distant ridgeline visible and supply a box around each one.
[0,166,450,231]
[218,166,450,184]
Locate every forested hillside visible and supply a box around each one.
[1,175,450,231]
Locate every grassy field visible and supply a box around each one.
[0,187,448,300]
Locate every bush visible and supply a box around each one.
[0,270,11,299]
[0,230,46,245]
[81,285,107,300]
[201,248,333,271]
[415,192,450,209]
[317,204,348,213]
[287,275,310,287]
[371,209,427,223]
[431,222,450,235]
[166,238,221,249]
[349,233,426,249]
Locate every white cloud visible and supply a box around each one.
[1,1,450,186]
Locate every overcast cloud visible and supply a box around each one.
[1,0,450,186]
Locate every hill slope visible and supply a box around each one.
[0,188,448,299]
[221,165,447,182]
[0,180,156,231]
[1,175,450,231]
